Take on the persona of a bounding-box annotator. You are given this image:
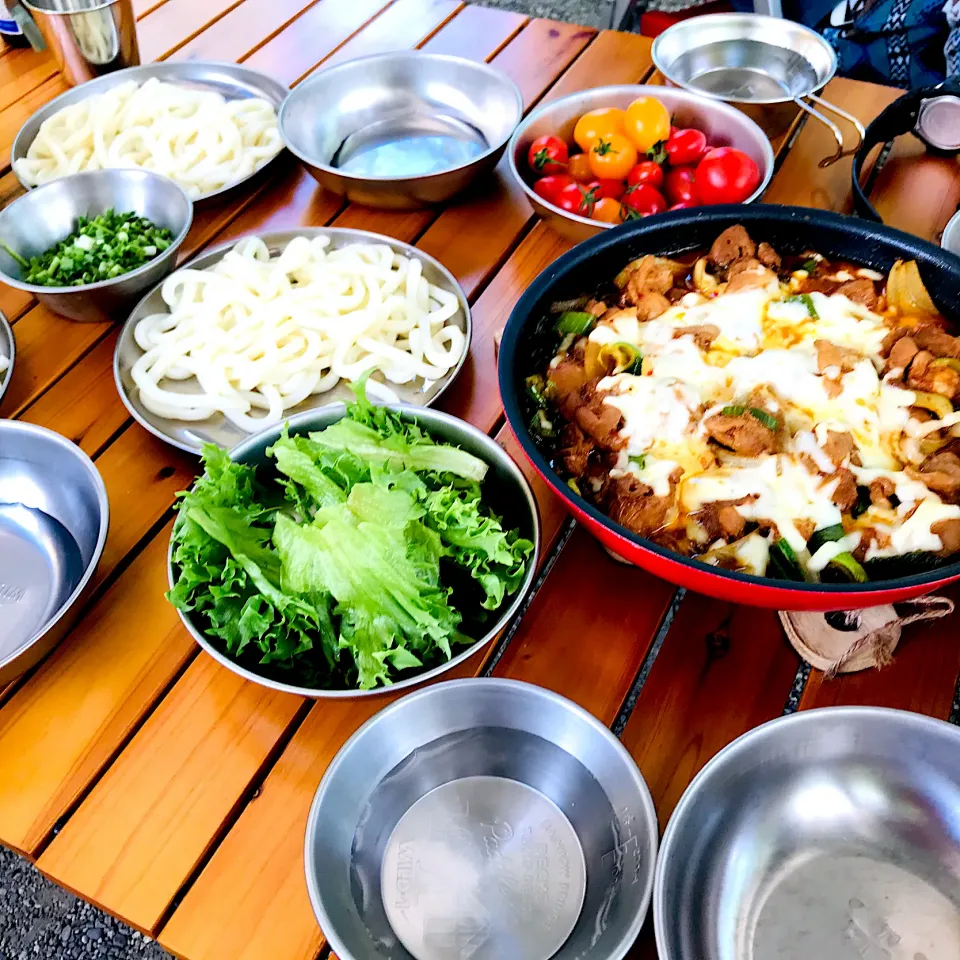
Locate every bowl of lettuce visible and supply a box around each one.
[167,383,540,696]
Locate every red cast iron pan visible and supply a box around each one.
[498,205,960,611]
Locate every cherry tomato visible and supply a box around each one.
[669,201,695,211]
[584,178,626,201]
[663,166,697,206]
[528,135,569,174]
[624,96,671,153]
[664,128,707,167]
[694,147,761,205]
[573,107,626,151]
[567,153,594,182]
[533,173,575,204]
[626,160,664,190]
[549,181,595,217]
[589,133,638,181]
[621,183,667,219]
[592,197,622,224]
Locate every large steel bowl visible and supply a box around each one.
[498,204,960,610]
[168,405,541,698]
[0,421,109,685]
[509,85,774,243]
[305,677,658,960]
[279,52,523,210]
[0,311,14,407]
[0,169,192,323]
[655,707,960,960]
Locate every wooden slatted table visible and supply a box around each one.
[0,5,958,959]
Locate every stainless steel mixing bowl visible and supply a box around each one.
[0,169,192,323]
[0,310,14,407]
[279,52,523,209]
[655,706,960,960]
[0,421,109,685]
[305,677,658,960]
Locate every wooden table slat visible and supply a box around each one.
[139,0,248,63]
[419,2,527,60]
[0,47,56,115]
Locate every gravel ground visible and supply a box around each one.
[0,1,618,955]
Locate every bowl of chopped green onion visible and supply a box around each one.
[0,169,192,323]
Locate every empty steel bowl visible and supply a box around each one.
[0,421,109,685]
[0,169,192,323]
[0,311,14,406]
[509,85,774,243]
[279,52,523,209]
[655,707,960,960]
[305,677,658,960]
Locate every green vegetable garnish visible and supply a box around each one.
[7,209,173,288]
[821,551,868,584]
[555,311,596,336]
[783,293,819,319]
[720,405,746,417]
[768,538,805,581]
[807,522,846,555]
[800,257,819,274]
[599,341,642,375]
[525,374,549,409]
[628,454,646,470]
[167,377,534,691]
[718,405,778,431]
[530,408,555,439]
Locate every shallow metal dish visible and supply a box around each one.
[0,421,109,686]
[0,169,192,324]
[305,677,657,959]
[0,311,14,406]
[280,52,523,210]
[115,227,471,454]
[168,405,540,698]
[653,13,864,167]
[656,707,960,960]
[509,85,774,243]
[944,210,960,256]
[12,61,289,204]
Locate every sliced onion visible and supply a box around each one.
[887,259,938,316]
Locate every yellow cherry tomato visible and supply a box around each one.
[573,107,626,151]
[592,197,622,224]
[567,153,594,182]
[588,133,638,181]
[624,96,671,153]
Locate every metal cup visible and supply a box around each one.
[22,0,139,87]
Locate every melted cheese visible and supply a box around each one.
[865,499,960,559]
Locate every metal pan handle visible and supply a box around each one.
[792,94,866,168]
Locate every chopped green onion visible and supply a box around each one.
[599,341,642,375]
[746,407,779,431]
[768,538,805,581]
[566,478,581,495]
[628,454,646,470]
[555,311,596,336]
[821,551,868,584]
[783,293,819,319]
[800,257,819,274]
[525,374,549,409]
[720,405,746,417]
[807,522,846,555]
[529,408,555,439]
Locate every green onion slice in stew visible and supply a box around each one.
[822,551,868,583]
[807,522,846,555]
[628,454,646,470]
[529,409,555,439]
[599,341,642,375]
[931,358,960,373]
[911,390,954,419]
[555,311,596,335]
[525,374,549,409]
[783,293,819,319]
[768,538,805,581]
[719,405,779,431]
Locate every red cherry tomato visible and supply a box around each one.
[528,135,569,174]
[533,174,575,204]
[584,178,626,201]
[694,147,761,205]
[621,183,667,219]
[555,181,596,216]
[664,128,707,167]
[663,166,697,206]
[626,160,664,191]
[669,201,695,211]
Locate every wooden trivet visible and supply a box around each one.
[780,595,954,679]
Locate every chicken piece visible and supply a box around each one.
[885,335,918,375]
[634,291,672,322]
[549,357,587,418]
[673,324,720,350]
[822,430,860,467]
[704,412,778,456]
[756,242,781,272]
[694,498,753,541]
[881,325,910,356]
[869,476,896,507]
[796,518,817,541]
[913,324,960,360]
[717,505,746,539]
[830,468,858,511]
[573,384,625,450]
[836,277,879,310]
[726,263,776,293]
[708,225,756,269]
[620,255,674,304]
[815,339,860,374]
[557,423,594,477]
[605,473,676,537]
[907,349,960,400]
[913,451,960,503]
[933,518,960,554]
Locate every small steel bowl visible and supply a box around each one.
[168,405,541,698]
[655,707,960,960]
[279,51,523,210]
[0,421,109,686]
[508,85,774,243]
[944,209,960,256]
[305,677,658,960]
[0,169,192,324]
[0,311,14,406]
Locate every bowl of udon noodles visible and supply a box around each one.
[499,205,960,610]
[11,62,288,203]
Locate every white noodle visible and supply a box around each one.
[130,236,467,432]
[14,79,282,199]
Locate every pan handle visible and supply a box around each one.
[791,94,866,168]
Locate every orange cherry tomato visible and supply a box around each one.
[567,153,594,182]
[573,107,626,151]
[588,133,638,181]
[624,96,671,153]
[592,197,622,224]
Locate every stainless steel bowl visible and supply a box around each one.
[0,169,192,324]
[944,210,960,256]
[279,52,523,210]
[653,13,864,166]
[168,405,541,698]
[0,421,109,686]
[305,677,658,960]
[509,85,775,243]
[12,61,289,204]
[0,311,14,406]
[655,707,960,960]
[115,227,472,454]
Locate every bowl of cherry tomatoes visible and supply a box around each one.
[509,85,774,241]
